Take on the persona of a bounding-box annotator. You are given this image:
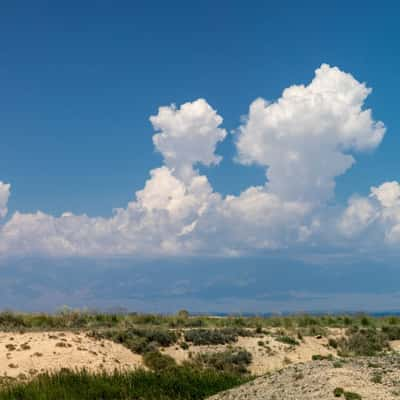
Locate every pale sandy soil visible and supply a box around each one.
[390,340,400,351]
[0,328,338,380]
[0,331,142,379]
[162,331,338,375]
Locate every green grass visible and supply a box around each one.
[0,367,250,400]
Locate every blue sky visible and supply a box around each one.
[1,0,399,214]
[1,1,400,312]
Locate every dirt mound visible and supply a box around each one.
[208,356,400,400]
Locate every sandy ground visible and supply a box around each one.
[162,332,337,375]
[0,329,338,380]
[0,331,142,379]
[390,340,400,351]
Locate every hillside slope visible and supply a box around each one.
[208,356,400,400]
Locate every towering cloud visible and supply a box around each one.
[236,64,385,204]
[151,99,227,181]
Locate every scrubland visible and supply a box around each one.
[0,311,400,399]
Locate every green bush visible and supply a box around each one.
[338,328,389,356]
[344,391,362,400]
[91,327,178,354]
[333,360,343,368]
[333,387,344,397]
[0,311,26,329]
[297,325,327,337]
[184,328,252,346]
[189,348,252,375]
[311,354,333,361]
[275,335,299,346]
[143,351,177,371]
[328,338,338,348]
[371,371,383,383]
[180,341,189,350]
[381,325,400,340]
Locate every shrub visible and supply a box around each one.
[381,325,400,340]
[275,335,299,346]
[0,312,26,330]
[333,387,344,397]
[338,328,389,356]
[91,327,178,354]
[371,372,383,383]
[180,341,189,350]
[367,361,381,368]
[297,331,303,340]
[143,350,177,371]
[311,354,333,361]
[189,348,252,375]
[184,328,249,345]
[297,315,321,327]
[294,372,304,380]
[386,316,400,325]
[361,315,372,326]
[333,360,343,368]
[297,325,327,337]
[328,338,338,348]
[344,391,362,400]
[177,310,190,319]
[343,316,353,326]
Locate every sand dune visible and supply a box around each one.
[0,331,142,379]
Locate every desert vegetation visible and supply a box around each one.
[1,310,400,399]
[183,328,254,346]
[2,309,400,332]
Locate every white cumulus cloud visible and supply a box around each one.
[0,64,391,259]
[338,196,379,237]
[151,98,227,181]
[338,181,400,245]
[236,64,385,204]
